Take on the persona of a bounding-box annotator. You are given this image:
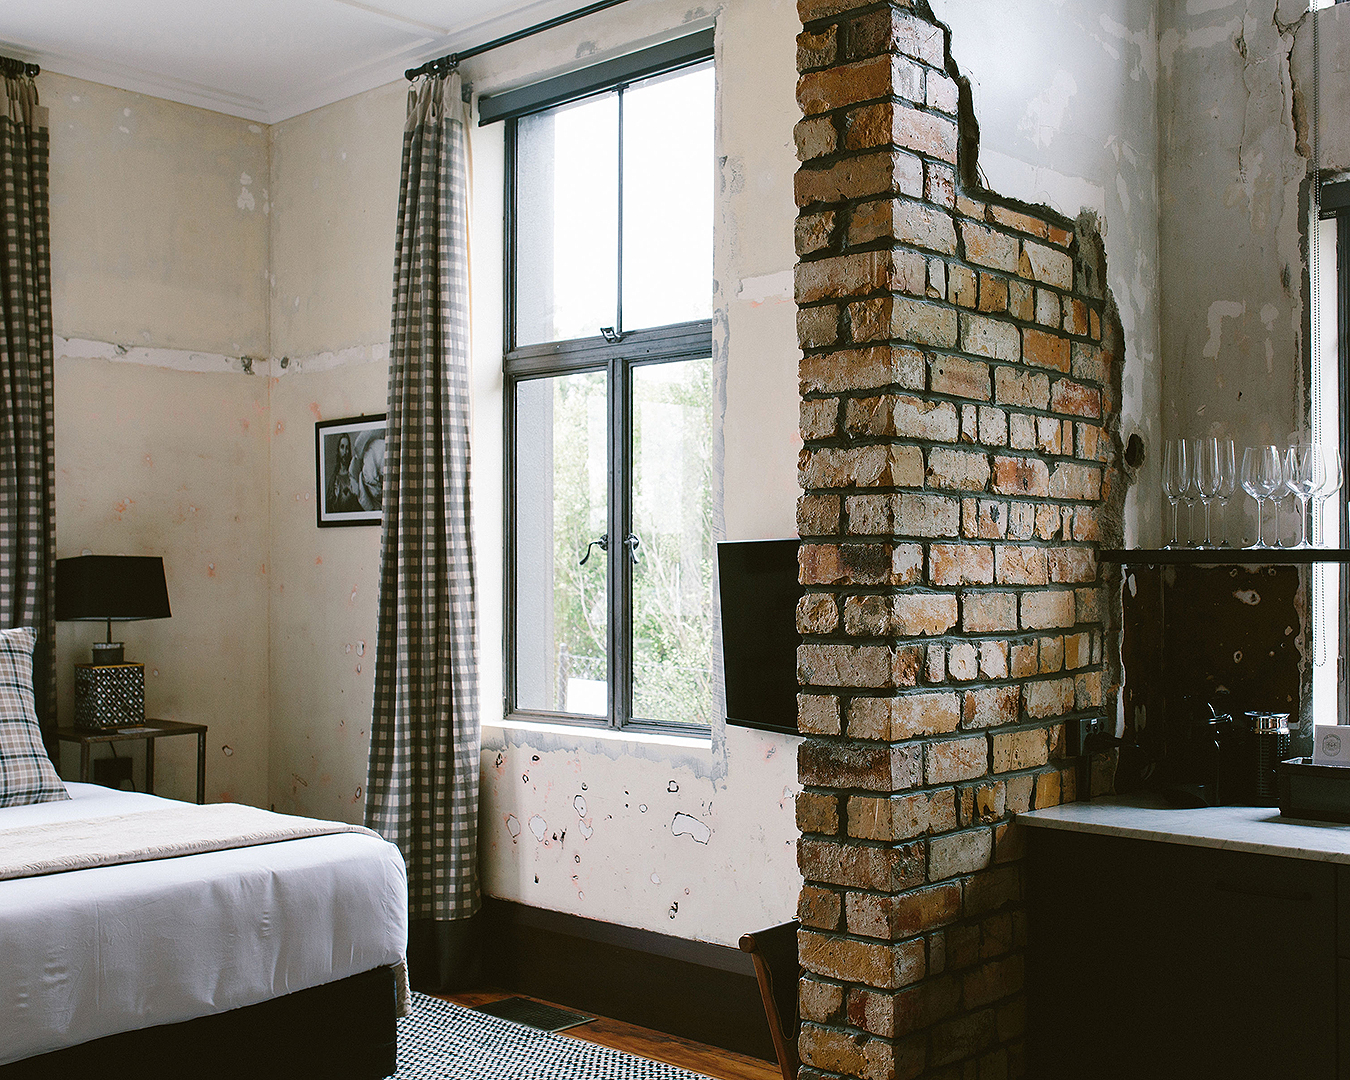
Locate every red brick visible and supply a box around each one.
[993,367,1050,410]
[929,542,994,585]
[794,114,837,162]
[799,838,927,894]
[892,591,959,636]
[799,693,842,735]
[846,7,947,66]
[1049,378,1101,418]
[796,150,927,207]
[1022,240,1073,288]
[1019,589,1076,630]
[959,312,1021,361]
[896,492,960,537]
[797,55,916,115]
[1023,327,1071,372]
[929,827,992,879]
[961,591,1018,633]
[799,885,842,931]
[798,592,840,633]
[847,787,958,841]
[799,928,926,990]
[797,27,838,71]
[798,790,841,834]
[991,727,1049,772]
[962,684,1020,729]
[849,197,957,253]
[991,456,1050,497]
[799,740,922,791]
[925,736,987,784]
[800,346,926,394]
[961,221,1019,272]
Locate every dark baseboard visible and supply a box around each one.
[479,897,777,1063]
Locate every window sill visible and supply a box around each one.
[484,714,713,751]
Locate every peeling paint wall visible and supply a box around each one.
[1158,0,1318,460]
[930,0,1162,546]
[45,73,272,804]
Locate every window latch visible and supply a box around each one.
[580,533,609,566]
[600,326,625,344]
[623,533,641,564]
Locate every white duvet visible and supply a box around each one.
[0,783,408,1066]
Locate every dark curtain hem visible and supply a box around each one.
[407,914,482,993]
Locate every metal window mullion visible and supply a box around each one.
[616,84,625,336]
[503,117,519,717]
[608,353,632,729]
[1333,209,1344,723]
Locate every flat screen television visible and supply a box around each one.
[717,538,803,736]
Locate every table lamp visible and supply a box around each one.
[56,555,171,728]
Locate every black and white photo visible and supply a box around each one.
[315,415,386,527]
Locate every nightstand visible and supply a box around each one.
[56,719,207,804]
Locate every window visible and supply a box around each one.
[1314,178,1349,722]
[497,39,716,733]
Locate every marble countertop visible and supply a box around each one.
[1020,794,1350,864]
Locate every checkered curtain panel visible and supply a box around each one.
[0,75,55,746]
[366,72,481,928]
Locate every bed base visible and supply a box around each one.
[0,965,397,1080]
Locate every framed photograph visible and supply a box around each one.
[316,414,386,527]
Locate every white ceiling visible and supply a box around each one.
[0,0,578,124]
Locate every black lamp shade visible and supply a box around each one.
[56,556,172,622]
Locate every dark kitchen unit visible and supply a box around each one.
[1022,801,1346,1080]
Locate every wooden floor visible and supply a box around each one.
[440,989,783,1080]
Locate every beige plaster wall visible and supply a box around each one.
[264,81,406,820]
[45,73,272,805]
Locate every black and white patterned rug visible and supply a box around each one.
[394,993,714,1079]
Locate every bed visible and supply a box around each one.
[0,630,409,1079]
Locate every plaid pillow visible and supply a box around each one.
[0,626,69,806]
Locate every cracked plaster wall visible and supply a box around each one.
[1159,0,1348,494]
[931,0,1163,548]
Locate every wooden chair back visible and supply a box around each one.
[738,919,800,1080]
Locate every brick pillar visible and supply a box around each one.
[793,3,1117,1078]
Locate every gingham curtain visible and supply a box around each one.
[0,72,55,748]
[365,71,481,991]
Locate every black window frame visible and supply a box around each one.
[496,36,716,736]
[1325,178,1350,722]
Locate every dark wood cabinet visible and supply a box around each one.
[1027,829,1338,1080]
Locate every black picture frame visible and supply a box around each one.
[315,415,386,528]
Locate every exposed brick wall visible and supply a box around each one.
[792,3,1121,1077]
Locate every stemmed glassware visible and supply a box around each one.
[1313,446,1344,546]
[1163,439,1190,548]
[1284,444,1324,548]
[1214,438,1237,546]
[1181,438,1202,546]
[1197,437,1223,547]
[1241,445,1282,548]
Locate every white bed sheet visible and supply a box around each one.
[0,783,408,1065]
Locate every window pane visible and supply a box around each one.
[515,95,619,346]
[514,372,610,715]
[630,357,715,725]
[621,63,714,332]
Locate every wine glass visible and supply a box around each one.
[1162,439,1190,548]
[1241,445,1282,547]
[1181,438,1202,546]
[1214,437,1236,547]
[1313,445,1344,547]
[1284,443,1323,548]
[1197,437,1222,547]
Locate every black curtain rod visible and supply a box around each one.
[405,0,631,80]
[0,55,40,79]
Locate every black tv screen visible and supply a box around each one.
[717,538,803,736]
